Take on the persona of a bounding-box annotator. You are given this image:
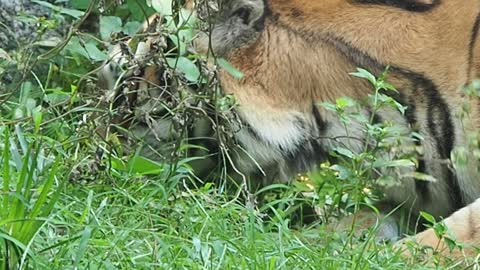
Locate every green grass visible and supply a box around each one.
[0,148,474,269]
[0,129,476,269]
[0,170,401,269]
[1,0,479,269]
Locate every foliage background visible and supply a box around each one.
[0,0,478,269]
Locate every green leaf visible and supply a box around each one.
[32,0,85,18]
[377,81,397,92]
[44,88,72,104]
[100,16,123,40]
[216,94,236,111]
[433,222,448,239]
[419,211,436,224]
[321,102,337,112]
[333,147,355,159]
[217,58,244,79]
[152,0,172,16]
[74,226,93,267]
[32,108,43,134]
[0,231,30,256]
[128,155,165,175]
[123,21,142,36]
[2,128,11,217]
[34,37,62,48]
[84,43,108,61]
[59,7,85,18]
[350,68,377,86]
[405,172,437,182]
[372,159,415,168]
[330,164,351,180]
[335,97,356,110]
[127,0,156,21]
[9,144,31,222]
[70,0,90,10]
[179,7,197,31]
[166,57,200,82]
[28,158,60,219]
[444,237,460,252]
[65,37,89,59]
[111,155,164,175]
[169,35,187,57]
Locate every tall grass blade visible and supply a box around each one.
[2,127,11,219]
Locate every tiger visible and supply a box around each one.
[97,12,219,178]
[98,0,480,259]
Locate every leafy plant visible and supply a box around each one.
[308,68,417,228]
[0,127,66,269]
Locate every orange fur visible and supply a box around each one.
[101,0,480,259]
[225,0,479,106]
[199,0,480,257]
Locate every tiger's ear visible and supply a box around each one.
[229,0,265,27]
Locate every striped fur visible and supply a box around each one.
[99,0,480,258]
[195,0,480,255]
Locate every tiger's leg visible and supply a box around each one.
[395,198,480,259]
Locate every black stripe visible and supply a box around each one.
[410,74,462,209]
[312,102,328,133]
[273,21,463,210]
[406,94,430,199]
[332,39,463,210]
[333,38,462,210]
[351,0,439,12]
[391,91,431,199]
[468,13,480,83]
[253,0,271,31]
[372,113,383,126]
[283,140,328,172]
[364,106,430,200]
[371,88,430,199]
[282,106,329,173]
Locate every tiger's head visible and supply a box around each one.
[195,0,440,57]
